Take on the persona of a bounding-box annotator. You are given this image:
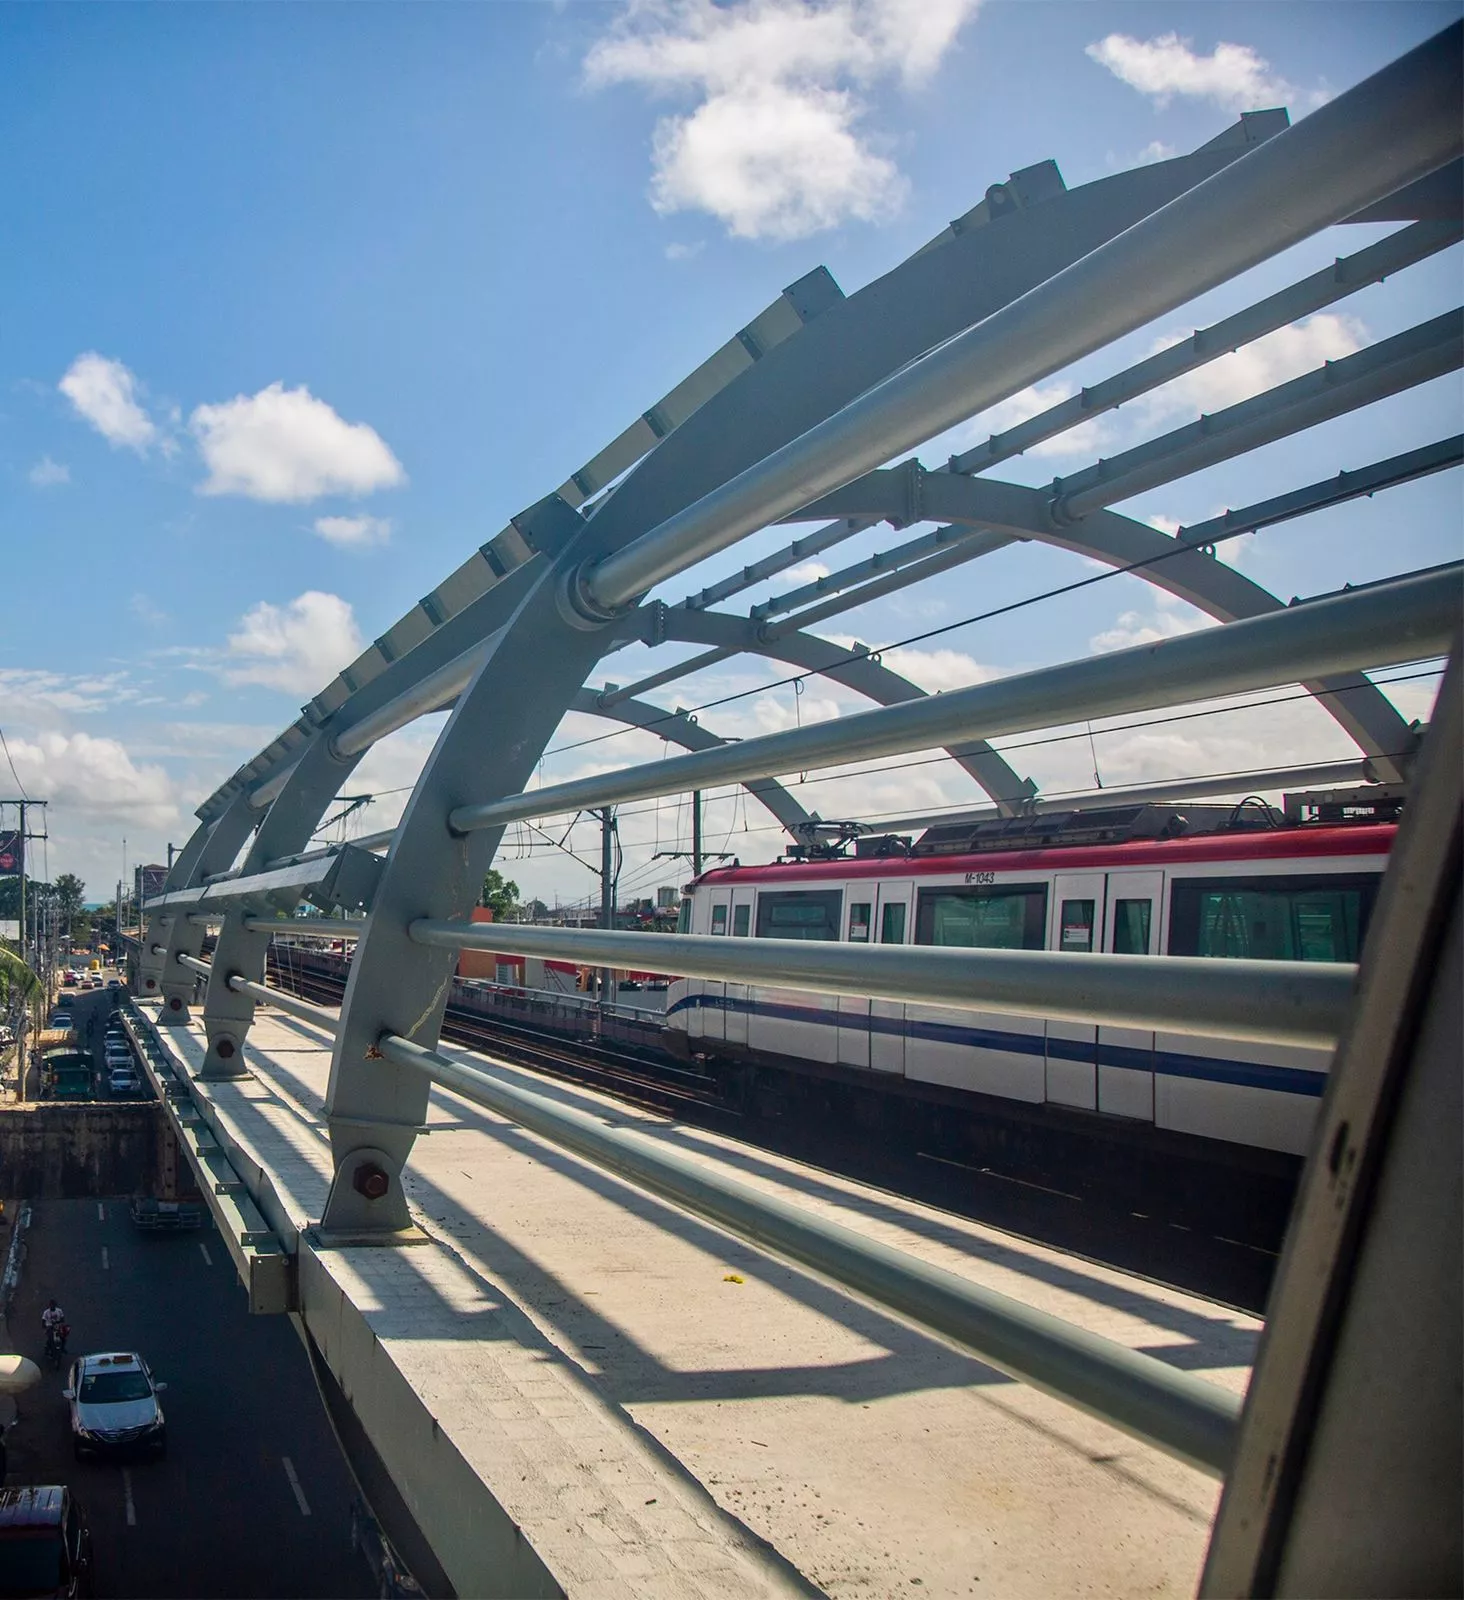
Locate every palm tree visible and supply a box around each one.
[0,942,41,1017]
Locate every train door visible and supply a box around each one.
[1097,869,1163,1120]
[699,888,732,1042]
[836,891,875,1068]
[870,881,912,1075]
[724,888,756,1046]
[1045,872,1106,1109]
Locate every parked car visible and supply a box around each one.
[45,1014,72,1032]
[107,1068,139,1097]
[0,1485,92,1597]
[59,973,78,989]
[105,980,121,991]
[62,1353,166,1459]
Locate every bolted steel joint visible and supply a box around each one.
[352,1161,391,1202]
[556,560,633,632]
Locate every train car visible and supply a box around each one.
[666,804,1394,1177]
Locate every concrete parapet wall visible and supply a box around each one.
[0,1104,162,1198]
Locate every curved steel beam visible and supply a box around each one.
[139,795,259,1012]
[568,688,813,835]
[320,547,613,1236]
[654,609,1037,811]
[800,470,1420,781]
[197,734,366,1077]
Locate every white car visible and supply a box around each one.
[63,1352,167,1459]
[108,1067,140,1096]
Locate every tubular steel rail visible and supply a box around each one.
[135,18,1462,1522]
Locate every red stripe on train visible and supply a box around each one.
[692,823,1396,886]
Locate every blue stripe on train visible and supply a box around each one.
[664,992,1327,1098]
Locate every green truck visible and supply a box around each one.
[41,1049,93,1101]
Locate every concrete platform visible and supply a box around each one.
[147,1005,1259,1599]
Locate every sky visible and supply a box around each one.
[1,0,1460,912]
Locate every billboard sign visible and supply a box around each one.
[0,831,21,876]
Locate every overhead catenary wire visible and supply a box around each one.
[537,476,1459,769]
[514,665,1443,834]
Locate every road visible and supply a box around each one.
[5,1197,375,1599]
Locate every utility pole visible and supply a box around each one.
[691,790,703,877]
[16,799,26,1105]
[597,807,616,1011]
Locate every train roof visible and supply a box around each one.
[690,821,1397,888]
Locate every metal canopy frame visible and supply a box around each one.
[139,24,1462,1535]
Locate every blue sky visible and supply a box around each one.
[2,0,1459,908]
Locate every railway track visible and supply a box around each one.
[264,950,1278,1312]
[266,955,735,1125]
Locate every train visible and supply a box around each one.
[664,800,1396,1191]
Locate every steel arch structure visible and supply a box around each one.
[136,25,1463,1255]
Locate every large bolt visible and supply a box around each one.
[352,1162,390,1202]
[215,1038,236,1060]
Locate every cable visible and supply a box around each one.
[0,728,28,799]
[513,665,1442,830]
[539,516,1429,765]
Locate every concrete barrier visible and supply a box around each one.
[0,1104,163,1198]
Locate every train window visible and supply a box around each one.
[915,885,1047,950]
[732,904,751,938]
[1112,899,1152,955]
[1168,873,1379,962]
[848,903,871,942]
[880,903,907,944]
[676,898,692,934]
[710,904,728,935]
[1059,900,1095,952]
[755,889,844,941]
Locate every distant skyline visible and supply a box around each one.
[2,0,1458,906]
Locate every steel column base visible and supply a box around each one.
[319,1142,416,1236]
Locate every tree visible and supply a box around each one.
[54,874,86,933]
[478,869,520,920]
[0,943,40,1017]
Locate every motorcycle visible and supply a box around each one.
[43,1323,69,1370]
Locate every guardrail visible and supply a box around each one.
[166,942,1239,1473]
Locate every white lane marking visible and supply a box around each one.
[97,1203,105,1222]
[281,1456,312,1517]
[101,1247,110,1271]
[198,1242,213,1267]
[122,1470,136,1527]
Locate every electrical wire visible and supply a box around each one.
[0,728,28,799]
[511,664,1442,831]
[537,516,1430,766]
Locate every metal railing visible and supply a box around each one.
[162,943,1240,1474]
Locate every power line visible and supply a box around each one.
[0,728,28,799]
[536,513,1352,765]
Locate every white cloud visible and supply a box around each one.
[224,591,364,695]
[58,354,158,453]
[1136,139,1176,164]
[190,383,406,503]
[880,645,1000,693]
[313,514,393,549]
[28,456,70,487]
[783,560,832,585]
[948,312,1366,467]
[130,593,171,628]
[1089,590,1210,653]
[1085,32,1328,114]
[664,240,705,261]
[1147,312,1365,416]
[585,0,981,241]
[0,668,144,723]
[1,730,180,830]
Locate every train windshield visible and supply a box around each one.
[915,885,1048,950]
[755,890,843,941]
[1168,873,1380,962]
